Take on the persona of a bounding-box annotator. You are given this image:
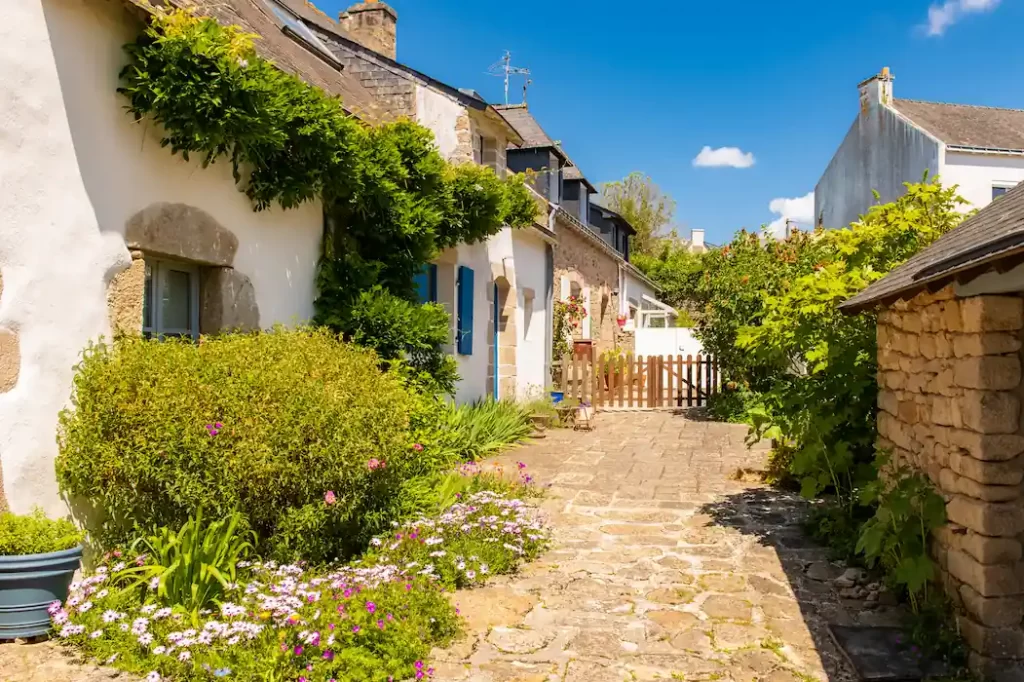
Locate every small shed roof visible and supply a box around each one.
[841,183,1024,312]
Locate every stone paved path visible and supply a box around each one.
[1,411,904,681]
[439,411,897,682]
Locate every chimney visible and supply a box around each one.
[858,66,894,113]
[339,0,397,59]
[690,229,705,251]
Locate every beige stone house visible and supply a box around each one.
[842,183,1024,680]
[495,104,661,359]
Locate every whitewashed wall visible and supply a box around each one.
[635,327,704,358]
[0,0,323,515]
[942,152,1024,213]
[512,231,550,398]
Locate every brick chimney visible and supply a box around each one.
[339,0,397,59]
[858,66,894,113]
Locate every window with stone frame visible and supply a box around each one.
[143,258,200,340]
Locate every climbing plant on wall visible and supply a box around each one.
[117,9,537,392]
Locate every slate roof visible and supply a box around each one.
[841,182,1024,311]
[495,105,559,149]
[127,0,389,123]
[894,99,1024,152]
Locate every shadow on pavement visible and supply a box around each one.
[698,487,914,682]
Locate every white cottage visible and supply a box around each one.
[0,0,545,515]
[815,67,1024,229]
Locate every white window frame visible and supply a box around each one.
[143,258,201,340]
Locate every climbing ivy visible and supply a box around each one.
[117,9,537,391]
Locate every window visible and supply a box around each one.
[143,259,200,339]
[993,184,1016,200]
[262,0,341,66]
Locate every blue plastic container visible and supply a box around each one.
[0,546,82,639]
[550,391,564,404]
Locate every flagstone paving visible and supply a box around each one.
[433,410,893,682]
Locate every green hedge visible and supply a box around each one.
[56,328,419,561]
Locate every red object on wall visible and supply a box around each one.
[573,340,593,361]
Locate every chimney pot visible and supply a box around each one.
[690,229,705,251]
[339,0,397,59]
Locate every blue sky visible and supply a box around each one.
[321,0,1024,245]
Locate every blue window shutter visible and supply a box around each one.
[414,264,439,304]
[457,266,474,355]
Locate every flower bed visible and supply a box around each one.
[362,489,549,589]
[52,490,548,681]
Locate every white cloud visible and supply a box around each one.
[766,191,814,238]
[692,146,756,169]
[924,0,1000,36]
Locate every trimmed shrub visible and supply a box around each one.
[0,509,83,555]
[56,328,419,561]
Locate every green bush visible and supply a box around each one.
[340,286,459,395]
[0,509,83,555]
[56,328,419,561]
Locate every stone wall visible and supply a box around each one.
[875,285,1024,679]
[553,213,623,358]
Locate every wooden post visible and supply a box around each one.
[622,352,630,405]
[711,357,719,397]
[695,354,703,406]
[705,353,713,404]
[560,354,569,394]
[570,352,578,400]
[687,355,694,406]
[615,355,624,407]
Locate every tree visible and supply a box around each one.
[599,172,676,256]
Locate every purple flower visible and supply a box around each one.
[415,661,424,671]
[366,602,376,614]
[324,491,336,505]
[294,646,304,656]
[352,625,360,634]
[517,462,526,470]
[323,650,334,661]
[377,619,384,630]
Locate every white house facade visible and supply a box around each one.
[815,67,1024,230]
[0,0,374,515]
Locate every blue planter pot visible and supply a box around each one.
[0,546,82,639]
[550,391,564,404]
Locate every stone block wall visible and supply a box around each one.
[875,285,1024,678]
[553,213,621,358]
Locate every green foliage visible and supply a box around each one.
[632,242,705,313]
[118,10,537,394]
[599,172,677,256]
[339,287,458,395]
[56,329,419,561]
[552,295,586,365]
[737,179,966,505]
[119,510,253,620]
[415,399,534,463]
[857,454,948,610]
[0,509,83,556]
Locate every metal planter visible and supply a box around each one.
[0,546,82,639]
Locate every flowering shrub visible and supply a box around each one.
[57,329,419,560]
[53,555,458,682]
[361,489,549,589]
[52,484,548,681]
[552,295,587,362]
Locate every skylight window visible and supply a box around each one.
[262,0,341,66]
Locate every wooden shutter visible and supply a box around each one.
[414,264,438,304]
[457,266,474,355]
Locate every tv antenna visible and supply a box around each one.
[487,51,531,106]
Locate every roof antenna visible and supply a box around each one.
[487,50,531,106]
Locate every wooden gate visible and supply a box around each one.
[557,353,719,409]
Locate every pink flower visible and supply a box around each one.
[377,619,384,630]
[366,602,376,614]
[517,461,526,470]
[323,650,334,661]
[412,443,424,452]
[324,491,336,505]
[352,625,360,633]
[294,645,304,656]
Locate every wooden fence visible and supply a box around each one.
[557,353,719,409]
